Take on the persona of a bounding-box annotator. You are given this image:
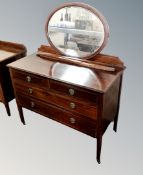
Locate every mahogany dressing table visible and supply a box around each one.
[8,3,125,163]
[0,41,26,115]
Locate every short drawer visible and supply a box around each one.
[49,79,98,104]
[11,69,49,89]
[17,94,96,137]
[15,84,97,120]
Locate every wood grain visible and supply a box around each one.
[38,45,126,73]
[37,51,116,72]
[8,44,125,163]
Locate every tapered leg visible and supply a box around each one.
[17,105,25,125]
[113,114,118,132]
[96,135,102,164]
[113,75,123,132]
[4,102,11,116]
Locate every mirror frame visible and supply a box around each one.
[45,2,109,59]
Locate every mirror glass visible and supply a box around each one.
[46,4,109,59]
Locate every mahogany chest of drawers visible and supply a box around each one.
[0,41,26,115]
[8,53,123,163]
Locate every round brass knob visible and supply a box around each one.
[69,88,75,96]
[28,88,33,94]
[70,102,76,109]
[70,117,76,124]
[26,76,31,82]
[30,101,35,108]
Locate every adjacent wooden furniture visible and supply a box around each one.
[8,46,125,163]
[0,41,26,116]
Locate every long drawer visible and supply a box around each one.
[14,83,97,120]
[17,94,97,137]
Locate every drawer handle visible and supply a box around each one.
[26,76,31,82]
[70,117,76,124]
[70,102,76,109]
[27,88,33,94]
[30,101,35,108]
[69,88,75,96]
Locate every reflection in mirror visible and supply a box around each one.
[50,62,102,89]
[47,5,107,58]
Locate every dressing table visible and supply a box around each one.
[8,3,125,163]
[0,41,26,115]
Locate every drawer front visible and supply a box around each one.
[17,94,96,137]
[49,79,98,104]
[15,84,97,120]
[12,69,49,89]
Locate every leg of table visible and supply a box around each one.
[4,102,11,116]
[17,105,25,125]
[96,135,102,164]
[113,75,123,132]
[113,113,118,132]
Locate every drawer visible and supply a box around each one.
[15,83,97,120]
[49,79,98,104]
[17,94,96,137]
[11,69,49,89]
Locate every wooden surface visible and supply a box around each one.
[0,40,27,62]
[38,45,126,73]
[0,40,26,115]
[8,50,125,163]
[8,53,122,93]
[37,51,116,72]
[0,50,15,60]
[15,85,97,120]
[17,93,97,137]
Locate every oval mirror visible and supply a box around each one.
[45,3,109,59]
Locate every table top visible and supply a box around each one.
[8,53,122,93]
[0,40,26,62]
[0,50,16,62]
